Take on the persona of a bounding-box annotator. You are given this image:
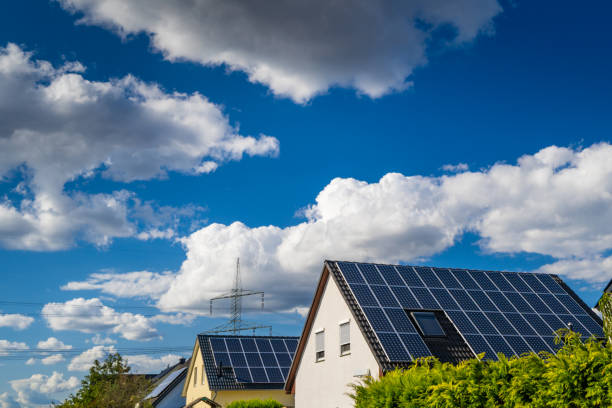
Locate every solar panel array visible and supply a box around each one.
[145,367,186,399]
[209,336,298,383]
[336,262,603,361]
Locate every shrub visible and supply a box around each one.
[351,331,612,408]
[226,399,283,408]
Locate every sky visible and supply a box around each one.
[0,0,611,405]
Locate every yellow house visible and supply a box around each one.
[182,334,298,407]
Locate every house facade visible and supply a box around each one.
[285,260,604,408]
[182,334,298,407]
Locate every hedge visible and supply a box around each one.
[226,399,283,408]
[351,331,611,407]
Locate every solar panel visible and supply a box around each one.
[145,367,186,399]
[208,336,298,384]
[335,262,602,363]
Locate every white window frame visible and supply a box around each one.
[202,365,205,385]
[339,320,350,356]
[315,329,325,362]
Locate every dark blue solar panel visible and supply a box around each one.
[536,274,566,294]
[280,366,290,378]
[214,352,230,366]
[505,336,532,355]
[378,332,410,361]
[503,273,532,293]
[270,339,288,353]
[524,336,552,354]
[560,315,588,336]
[487,272,515,292]
[390,286,420,309]
[255,338,272,352]
[430,288,460,310]
[447,310,478,334]
[245,352,263,367]
[285,339,298,354]
[486,291,516,312]
[377,264,406,286]
[486,312,517,335]
[539,294,568,314]
[398,333,432,358]
[357,264,386,285]
[414,267,443,287]
[466,312,497,335]
[250,367,268,383]
[434,268,462,288]
[396,265,424,287]
[276,353,292,367]
[470,291,497,311]
[370,285,400,307]
[351,284,379,306]
[579,316,604,337]
[524,314,555,336]
[556,294,588,315]
[468,271,498,291]
[542,336,562,352]
[229,352,247,367]
[540,314,567,332]
[210,337,227,352]
[240,338,257,352]
[504,292,534,313]
[260,353,277,367]
[504,313,536,336]
[522,293,553,314]
[233,367,252,382]
[485,335,515,358]
[449,289,478,311]
[225,338,242,352]
[265,367,284,383]
[521,274,548,293]
[363,307,394,331]
[337,262,365,284]
[451,270,480,290]
[384,308,417,333]
[411,287,440,309]
[464,334,496,360]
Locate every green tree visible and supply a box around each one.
[598,292,612,341]
[226,399,283,408]
[55,353,153,408]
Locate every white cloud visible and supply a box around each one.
[141,143,612,312]
[62,270,174,299]
[0,392,19,408]
[42,298,160,341]
[88,334,116,345]
[37,337,72,351]
[10,372,78,406]
[125,354,183,374]
[150,313,196,325]
[41,354,65,365]
[25,358,35,366]
[68,345,116,371]
[0,314,34,330]
[0,340,28,356]
[0,43,278,251]
[57,0,502,103]
[441,163,469,172]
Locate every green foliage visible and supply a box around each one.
[351,331,612,408]
[54,353,153,408]
[598,292,612,341]
[226,399,283,408]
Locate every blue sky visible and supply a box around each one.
[1,0,612,405]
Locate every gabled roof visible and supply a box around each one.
[196,334,299,391]
[286,260,604,392]
[145,358,189,406]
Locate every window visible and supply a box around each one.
[411,311,445,337]
[339,321,350,355]
[202,365,205,385]
[193,366,197,387]
[315,330,325,361]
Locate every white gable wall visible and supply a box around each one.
[294,276,380,408]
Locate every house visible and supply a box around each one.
[285,260,604,408]
[142,358,190,408]
[182,334,299,407]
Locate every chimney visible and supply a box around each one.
[179,358,186,365]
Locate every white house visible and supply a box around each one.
[285,260,604,408]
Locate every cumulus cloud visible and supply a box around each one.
[37,337,72,351]
[57,0,502,103]
[62,271,174,299]
[41,354,65,365]
[0,314,34,330]
[0,392,19,408]
[68,345,115,371]
[10,372,78,406]
[0,43,278,250]
[125,354,183,374]
[42,298,160,341]
[88,334,116,345]
[0,340,28,356]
